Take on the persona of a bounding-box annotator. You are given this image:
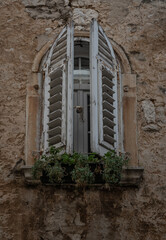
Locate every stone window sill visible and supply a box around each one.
[21,166,144,188]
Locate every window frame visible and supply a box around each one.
[25,22,138,166]
[39,21,119,155]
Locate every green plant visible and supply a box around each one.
[102,150,129,184]
[44,163,64,183]
[32,146,65,183]
[71,154,95,185]
[32,146,129,185]
[72,164,95,185]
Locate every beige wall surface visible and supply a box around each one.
[0,0,166,239]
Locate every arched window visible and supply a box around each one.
[42,20,120,155]
[24,19,139,168]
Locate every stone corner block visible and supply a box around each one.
[120,167,144,187]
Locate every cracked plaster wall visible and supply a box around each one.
[0,0,166,239]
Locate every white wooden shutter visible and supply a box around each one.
[90,19,118,154]
[43,22,74,151]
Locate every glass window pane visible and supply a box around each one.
[74,57,79,70]
[81,58,89,70]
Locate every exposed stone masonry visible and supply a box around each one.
[0,0,166,239]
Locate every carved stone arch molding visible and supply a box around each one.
[25,28,138,166]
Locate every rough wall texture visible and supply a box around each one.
[0,0,166,239]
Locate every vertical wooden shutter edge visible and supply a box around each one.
[112,68,119,150]
[90,19,99,153]
[66,21,74,153]
[98,61,104,147]
[43,68,50,150]
[61,65,67,146]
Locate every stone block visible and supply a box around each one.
[22,0,46,7]
[120,167,144,187]
[73,8,98,27]
[142,100,156,124]
[142,123,161,132]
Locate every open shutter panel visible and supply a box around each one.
[47,67,64,147]
[101,66,116,147]
[43,23,74,151]
[90,19,118,154]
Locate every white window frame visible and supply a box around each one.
[43,20,119,155]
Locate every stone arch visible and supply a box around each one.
[32,40,54,73]
[110,39,132,74]
[31,33,132,76]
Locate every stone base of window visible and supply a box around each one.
[21,166,144,187]
[120,167,144,187]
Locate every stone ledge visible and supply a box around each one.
[120,167,144,187]
[21,166,144,187]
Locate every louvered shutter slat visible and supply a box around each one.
[98,32,108,45]
[52,39,67,54]
[48,93,62,104]
[50,54,66,67]
[49,85,62,95]
[48,109,62,121]
[48,135,61,145]
[103,109,115,121]
[99,39,112,57]
[48,101,62,112]
[51,46,67,61]
[52,34,67,51]
[103,117,115,128]
[47,118,61,128]
[104,134,116,144]
[49,77,62,87]
[103,100,115,112]
[48,126,61,137]
[99,52,113,66]
[102,84,115,95]
[103,126,116,136]
[99,45,113,64]
[103,92,114,105]
[102,76,114,88]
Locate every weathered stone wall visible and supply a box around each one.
[0,0,166,239]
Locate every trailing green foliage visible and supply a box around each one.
[32,148,65,183]
[32,146,129,185]
[102,150,129,184]
[72,164,95,185]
